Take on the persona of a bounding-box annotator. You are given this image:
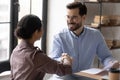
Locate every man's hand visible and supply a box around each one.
[111,60,120,69]
[61,53,72,65]
[103,60,120,71]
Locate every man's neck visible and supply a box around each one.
[73,27,84,36]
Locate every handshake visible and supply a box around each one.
[61,53,72,66]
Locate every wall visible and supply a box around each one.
[47,0,74,54]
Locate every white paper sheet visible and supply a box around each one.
[81,68,104,74]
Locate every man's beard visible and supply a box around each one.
[68,23,82,31]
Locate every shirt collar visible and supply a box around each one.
[70,26,86,38]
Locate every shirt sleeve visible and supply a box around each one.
[33,49,72,76]
[96,31,116,67]
[49,35,63,61]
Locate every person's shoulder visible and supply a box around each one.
[59,28,69,33]
[85,26,103,39]
[55,28,69,36]
[53,28,70,40]
[85,26,97,31]
[85,26,100,33]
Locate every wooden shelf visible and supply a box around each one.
[89,24,120,28]
[111,46,120,50]
[100,25,120,27]
[106,40,120,50]
[85,1,120,50]
[101,25,120,27]
[111,40,120,49]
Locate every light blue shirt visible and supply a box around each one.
[50,26,115,73]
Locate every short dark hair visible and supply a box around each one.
[66,2,87,16]
[14,14,42,39]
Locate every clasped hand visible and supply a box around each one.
[110,60,120,69]
[61,53,72,65]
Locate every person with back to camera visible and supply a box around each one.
[10,14,73,80]
[49,1,120,80]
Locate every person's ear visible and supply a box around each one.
[34,30,40,37]
[82,15,86,20]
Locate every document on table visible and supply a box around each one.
[81,68,104,74]
[75,68,109,79]
[81,62,114,74]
